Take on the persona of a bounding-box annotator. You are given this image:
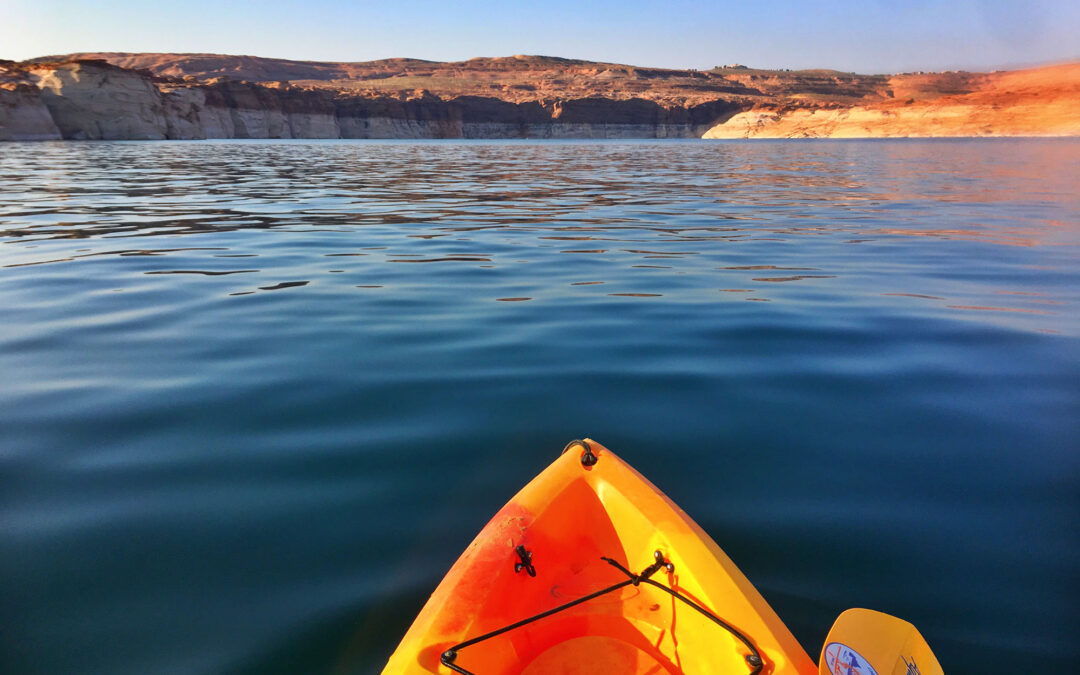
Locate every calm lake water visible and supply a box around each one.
[1,139,1077,674]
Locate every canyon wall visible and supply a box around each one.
[703,63,1080,138]
[3,57,1077,141]
[0,83,61,140]
[1,60,738,141]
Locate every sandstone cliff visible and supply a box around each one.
[2,54,1078,140]
[30,60,169,139]
[35,53,883,108]
[0,83,61,140]
[704,63,1080,138]
[1,60,61,140]
[0,59,742,140]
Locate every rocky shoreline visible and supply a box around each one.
[2,56,1077,141]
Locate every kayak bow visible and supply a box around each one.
[382,439,816,674]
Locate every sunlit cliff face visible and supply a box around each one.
[705,63,1080,138]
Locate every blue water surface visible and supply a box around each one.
[1,139,1078,673]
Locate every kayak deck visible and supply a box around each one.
[382,440,816,675]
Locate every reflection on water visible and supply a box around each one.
[2,140,1077,324]
[146,269,257,276]
[0,140,1078,674]
[258,281,310,291]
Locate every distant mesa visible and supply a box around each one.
[2,52,1078,140]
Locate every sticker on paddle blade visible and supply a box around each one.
[823,642,878,675]
[902,656,922,675]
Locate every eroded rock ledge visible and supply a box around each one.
[1,60,740,141]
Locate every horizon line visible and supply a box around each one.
[8,50,1080,77]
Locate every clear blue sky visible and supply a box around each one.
[4,0,1079,73]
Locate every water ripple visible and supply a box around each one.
[1,139,1078,675]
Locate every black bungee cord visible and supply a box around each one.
[440,550,765,675]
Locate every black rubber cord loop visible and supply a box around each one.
[561,439,597,467]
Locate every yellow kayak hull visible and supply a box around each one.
[382,440,817,674]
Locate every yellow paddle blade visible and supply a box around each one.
[819,608,943,675]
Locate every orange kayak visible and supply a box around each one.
[382,440,942,675]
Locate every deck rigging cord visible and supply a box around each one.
[439,550,765,675]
